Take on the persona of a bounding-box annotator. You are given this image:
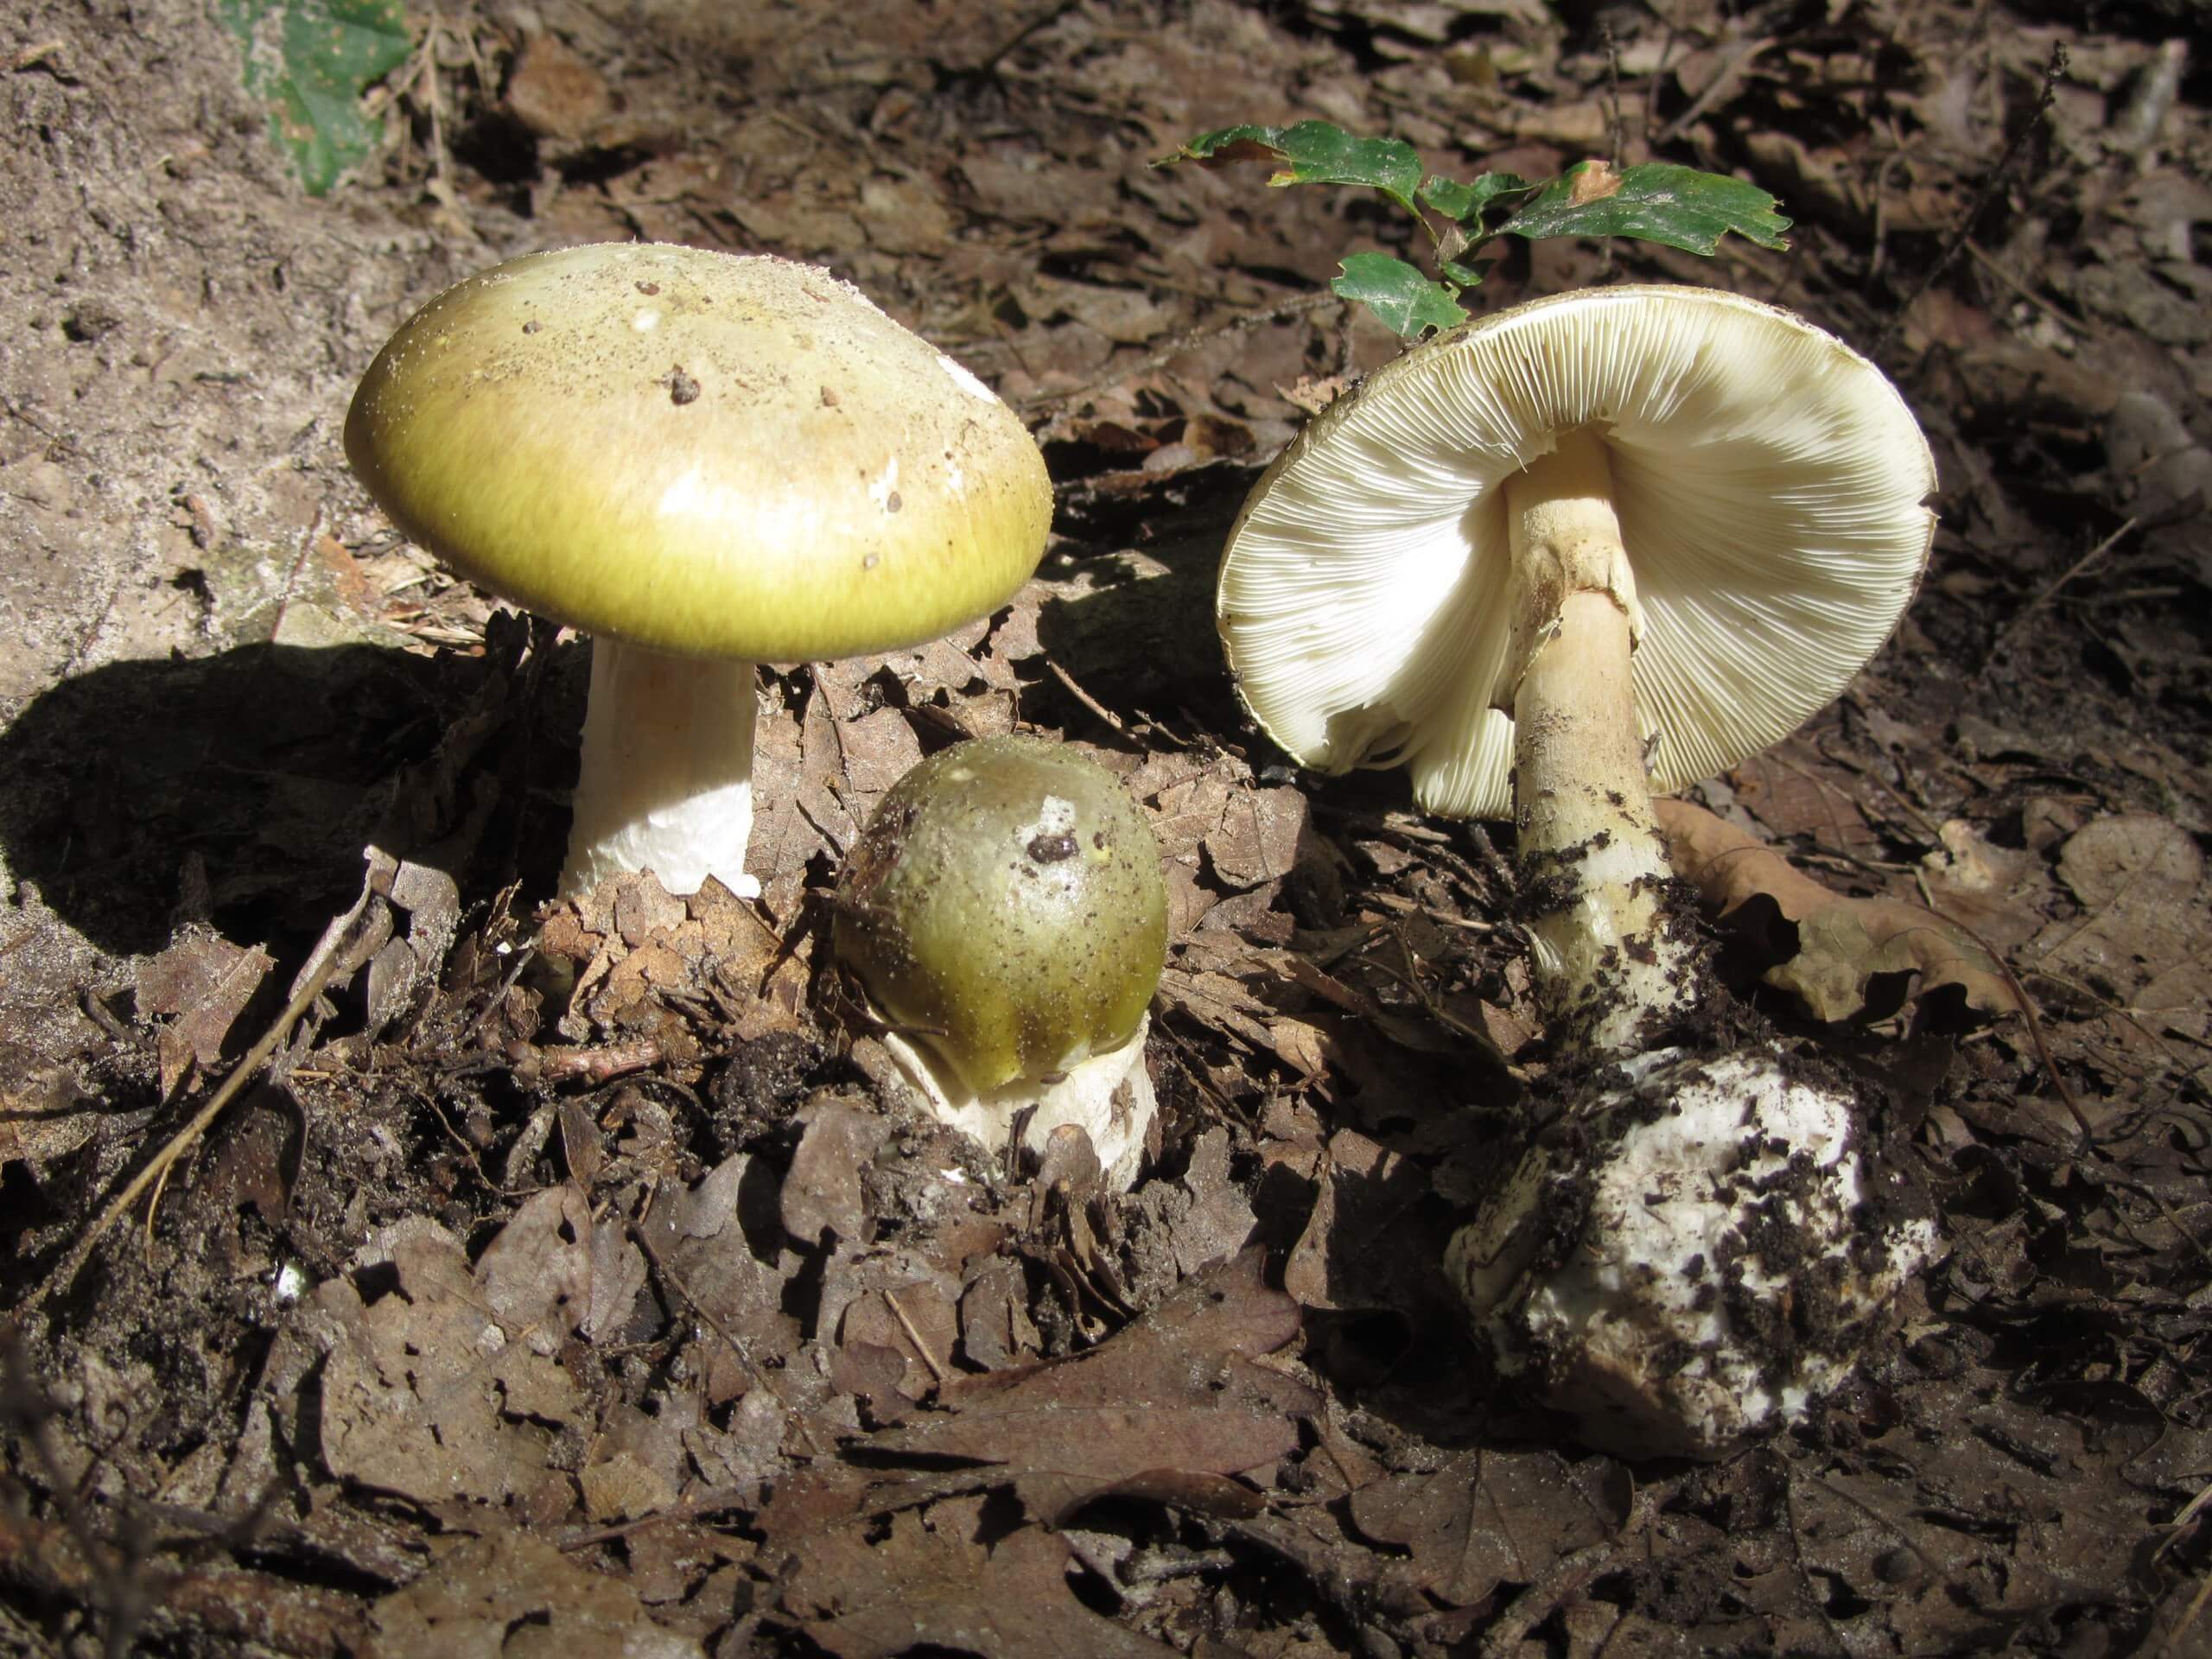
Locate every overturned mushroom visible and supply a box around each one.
[1217,284,1936,1056]
[1221,286,1943,1455]
[834,735,1169,1188]
[346,242,1051,899]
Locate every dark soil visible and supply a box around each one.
[3,0,2209,1655]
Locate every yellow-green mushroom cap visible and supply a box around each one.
[835,735,1169,1096]
[344,243,1052,661]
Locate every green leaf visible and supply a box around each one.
[1497,161,1792,257]
[1418,171,1534,226]
[1332,253,1467,339]
[1158,121,1425,216]
[217,0,414,196]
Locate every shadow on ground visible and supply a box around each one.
[0,632,567,957]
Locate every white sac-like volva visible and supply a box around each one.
[1447,1045,1937,1459]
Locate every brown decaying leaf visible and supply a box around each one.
[316,1222,582,1510]
[365,1529,702,1659]
[137,926,274,1095]
[1347,1450,1631,1608]
[1656,798,2013,1022]
[781,1497,1178,1659]
[864,1247,1317,1526]
[2026,813,2209,1042]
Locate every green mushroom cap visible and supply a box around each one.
[835,735,1169,1096]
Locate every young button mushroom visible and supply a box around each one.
[1217,285,1936,1056]
[834,735,1169,1189]
[346,243,1051,899]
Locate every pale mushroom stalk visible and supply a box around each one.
[1503,429,1694,1055]
[563,642,760,899]
[877,1020,1158,1192]
[1215,286,1944,1455]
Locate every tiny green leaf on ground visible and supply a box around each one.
[1332,253,1468,338]
[1498,161,1792,256]
[1158,121,1424,217]
[216,0,413,196]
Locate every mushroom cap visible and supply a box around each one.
[1217,284,1938,819]
[346,244,1052,662]
[833,735,1169,1096]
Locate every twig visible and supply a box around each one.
[16,892,377,1319]
[1877,41,2067,353]
[264,507,325,644]
[1985,516,2139,663]
[1964,238,2087,338]
[884,1289,950,1386]
[1652,34,1775,147]
[1045,658,1126,734]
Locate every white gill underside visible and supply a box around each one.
[1217,288,1936,821]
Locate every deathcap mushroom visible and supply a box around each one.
[1217,284,1936,1056]
[1219,285,1943,1456]
[834,735,1169,1188]
[346,243,1051,899]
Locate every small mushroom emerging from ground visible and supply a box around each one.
[833,735,1169,1188]
[1447,1046,1938,1459]
[346,243,1051,899]
[1219,285,1942,1455]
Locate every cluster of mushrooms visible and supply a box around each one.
[348,246,1942,1460]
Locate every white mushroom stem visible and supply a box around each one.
[1504,429,1694,1056]
[561,639,762,899]
[878,1014,1158,1191]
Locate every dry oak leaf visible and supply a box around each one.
[864,1247,1319,1526]
[780,1496,1177,1658]
[364,1529,701,1659]
[1656,798,2012,1022]
[1347,1450,1630,1608]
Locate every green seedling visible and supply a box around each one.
[1156,119,1791,337]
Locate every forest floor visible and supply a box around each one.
[3,0,2210,1653]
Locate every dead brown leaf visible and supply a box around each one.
[781,1497,1178,1658]
[1657,798,2014,1022]
[2025,813,2210,1041]
[315,1222,582,1510]
[1348,1450,1630,1608]
[365,1529,702,1659]
[137,925,272,1094]
[868,1248,1318,1526]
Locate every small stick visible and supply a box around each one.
[1877,42,2067,353]
[19,905,365,1319]
[884,1288,950,1386]
[1025,289,1344,416]
[1046,658,1126,734]
[1986,516,2138,662]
